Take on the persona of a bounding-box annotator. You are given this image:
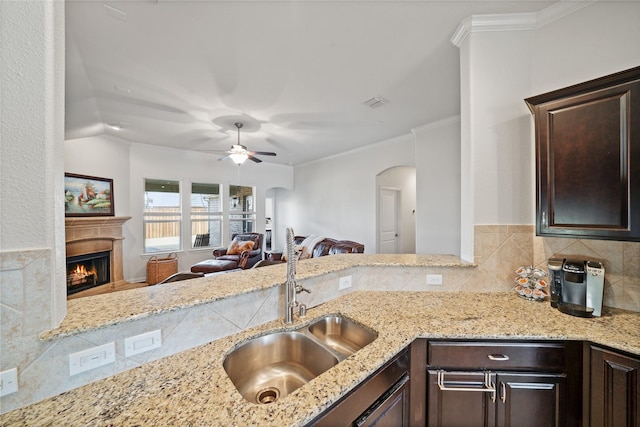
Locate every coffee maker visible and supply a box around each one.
[547,258,605,317]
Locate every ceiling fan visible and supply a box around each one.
[218,123,277,165]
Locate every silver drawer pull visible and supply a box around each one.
[487,354,509,361]
[436,370,496,402]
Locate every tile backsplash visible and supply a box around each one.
[475,225,640,312]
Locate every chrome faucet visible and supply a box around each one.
[284,227,310,324]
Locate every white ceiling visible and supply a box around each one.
[65,1,555,166]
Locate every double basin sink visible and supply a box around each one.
[223,315,378,404]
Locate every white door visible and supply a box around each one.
[379,187,399,253]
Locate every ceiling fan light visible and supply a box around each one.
[229,152,248,165]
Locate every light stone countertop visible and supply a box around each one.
[42,254,473,340]
[3,290,640,426]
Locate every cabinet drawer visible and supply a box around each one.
[428,341,565,371]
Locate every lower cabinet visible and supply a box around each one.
[355,373,410,427]
[427,370,565,427]
[589,345,640,427]
[309,339,640,427]
[425,340,581,427]
[309,347,411,426]
[496,372,565,426]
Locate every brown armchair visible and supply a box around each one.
[212,232,263,269]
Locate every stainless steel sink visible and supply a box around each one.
[307,315,378,356]
[223,331,339,404]
[223,315,377,404]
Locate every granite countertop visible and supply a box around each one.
[42,254,473,340]
[4,291,640,426]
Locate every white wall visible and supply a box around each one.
[0,1,66,326]
[65,135,293,281]
[465,30,535,226]
[531,1,640,94]
[457,1,640,260]
[286,120,462,256]
[289,134,416,253]
[414,116,461,255]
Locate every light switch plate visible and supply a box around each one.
[69,342,116,376]
[0,367,18,396]
[339,275,352,290]
[124,330,162,357]
[427,274,443,285]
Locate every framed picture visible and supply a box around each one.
[64,173,114,216]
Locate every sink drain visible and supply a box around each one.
[256,387,280,404]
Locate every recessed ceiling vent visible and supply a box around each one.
[363,96,389,109]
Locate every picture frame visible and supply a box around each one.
[64,173,114,217]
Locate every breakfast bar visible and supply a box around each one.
[1,254,639,425]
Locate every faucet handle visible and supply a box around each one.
[296,284,311,294]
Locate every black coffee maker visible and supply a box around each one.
[547,258,605,317]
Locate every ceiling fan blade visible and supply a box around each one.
[249,151,277,156]
[247,155,262,163]
[217,154,231,161]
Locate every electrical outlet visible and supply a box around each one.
[427,274,443,285]
[0,367,18,396]
[125,330,162,357]
[69,342,116,376]
[339,275,352,290]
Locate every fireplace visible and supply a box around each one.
[65,216,131,298]
[66,251,111,295]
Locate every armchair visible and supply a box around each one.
[212,232,263,269]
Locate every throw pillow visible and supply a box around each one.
[227,239,255,255]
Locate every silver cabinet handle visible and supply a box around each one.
[436,370,496,402]
[487,354,509,361]
[501,382,506,403]
[542,211,547,227]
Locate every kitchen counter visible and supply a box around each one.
[3,291,639,426]
[42,254,473,340]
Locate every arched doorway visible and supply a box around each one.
[376,166,416,253]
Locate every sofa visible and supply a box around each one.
[253,235,363,268]
[293,235,364,258]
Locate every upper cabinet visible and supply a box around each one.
[525,66,640,241]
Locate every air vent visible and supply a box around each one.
[363,96,389,109]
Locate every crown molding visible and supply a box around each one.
[451,0,597,47]
[411,115,461,135]
[535,0,597,28]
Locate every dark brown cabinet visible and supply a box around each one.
[426,371,565,427]
[309,347,411,426]
[355,374,410,427]
[496,372,565,427]
[589,345,640,427]
[525,66,640,241]
[425,340,582,427]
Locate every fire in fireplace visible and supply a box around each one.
[66,251,111,295]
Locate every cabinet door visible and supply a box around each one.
[495,372,565,427]
[590,346,640,427]
[356,375,410,427]
[427,370,496,427]
[310,350,409,426]
[525,66,640,241]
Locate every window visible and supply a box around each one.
[191,182,222,249]
[143,179,181,253]
[229,185,255,240]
